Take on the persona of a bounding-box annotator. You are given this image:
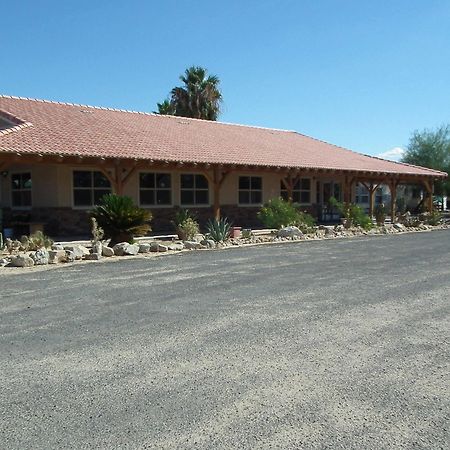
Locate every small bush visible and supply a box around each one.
[91,194,152,247]
[206,217,232,242]
[258,197,315,231]
[374,203,387,226]
[20,231,53,251]
[330,197,372,230]
[424,210,442,226]
[176,218,199,241]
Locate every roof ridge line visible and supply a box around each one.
[0,94,295,133]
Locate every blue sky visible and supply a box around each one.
[1,1,449,159]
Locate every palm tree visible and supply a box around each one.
[156,66,223,120]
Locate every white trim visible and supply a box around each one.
[10,170,33,210]
[138,170,174,208]
[71,168,112,210]
[179,172,211,207]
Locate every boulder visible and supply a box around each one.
[48,250,67,264]
[150,242,168,252]
[84,253,101,261]
[168,243,184,251]
[65,250,76,262]
[138,243,151,253]
[183,240,202,250]
[200,239,216,249]
[11,254,35,267]
[92,242,103,255]
[393,223,405,231]
[113,242,139,256]
[31,249,49,265]
[64,245,90,260]
[51,244,65,251]
[277,226,303,239]
[102,246,114,257]
[0,258,9,267]
[193,233,206,243]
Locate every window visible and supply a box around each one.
[73,170,111,207]
[180,174,209,205]
[355,184,369,204]
[280,178,311,204]
[375,187,383,205]
[140,173,171,206]
[11,172,32,208]
[239,176,262,204]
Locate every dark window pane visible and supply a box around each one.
[300,192,310,203]
[156,173,171,189]
[22,190,32,206]
[239,176,250,190]
[93,171,111,188]
[181,174,194,189]
[251,191,262,204]
[195,175,208,189]
[239,191,250,204]
[156,190,171,205]
[251,177,262,190]
[293,179,301,190]
[280,190,289,201]
[22,173,32,189]
[140,173,155,189]
[74,171,92,188]
[195,190,209,204]
[300,178,310,190]
[11,174,21,190]
[293,192,301,203]
[94,189,111,205]
[12,191,22,206]
[181,190,194,205]
[74,189,92,206]
[140,189,155,205]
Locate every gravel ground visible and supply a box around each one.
[1,230,449,449]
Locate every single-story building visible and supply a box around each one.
[0,95,447,236]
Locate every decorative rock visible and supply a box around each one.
[193,233,206,243]
[11,254,35,267]
[138,243,151,253]
[168,243,184,251]
[183,240,202,250]
[102,246,114,257]
[277,226,303,239]
[65,250,76,262]
[150,242,168,252]
[31,249,49,265]
[51,244,65,251]
[200,239,216,249]
[48,249,67,264]
[393,223,405,231]
[64,245,90,260]
[0,258,9,267]
[113,242,139,256]
[84,253,101,260]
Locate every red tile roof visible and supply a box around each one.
[0,95,446,178]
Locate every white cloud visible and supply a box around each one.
[376,147,405,162]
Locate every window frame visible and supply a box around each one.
[138,171,173,208]
[280,177,312,205]
[238,175,263,206]
[179,173,210,207]
[10,171,33,210]
[71,169,112,209]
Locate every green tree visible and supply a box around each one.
[155,66,223,120]
[402,124,450,196]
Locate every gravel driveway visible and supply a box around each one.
[1,230,449,449]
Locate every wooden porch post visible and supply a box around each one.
[210,166,230,220]
[388,179,399,222]
[361,182,380,217]
[423,179,434,212]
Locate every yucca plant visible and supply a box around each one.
[91,194,152,247]
[206,217,231,243]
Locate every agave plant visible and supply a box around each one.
[206,217,232,243]
[91,194,152,247]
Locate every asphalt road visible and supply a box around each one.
[1,230,449,449]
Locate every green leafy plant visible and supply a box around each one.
[423,210,442,226]
[20,230,54,251]
[258,197,315,232]
[241,228,253,239]
[172,210,199,241]
[91,194,152,247]
[329,197,372,230]
[206,217,231,242]
[374,203,387,226]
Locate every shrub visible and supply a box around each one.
[258,197,315,232]
[172,209,199,240]
[20,230,53,251]
[206,217,232,242]
[329,197,372,230]
[374,203,387,226]
[424,210,442,226]
[91,194,152,247]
